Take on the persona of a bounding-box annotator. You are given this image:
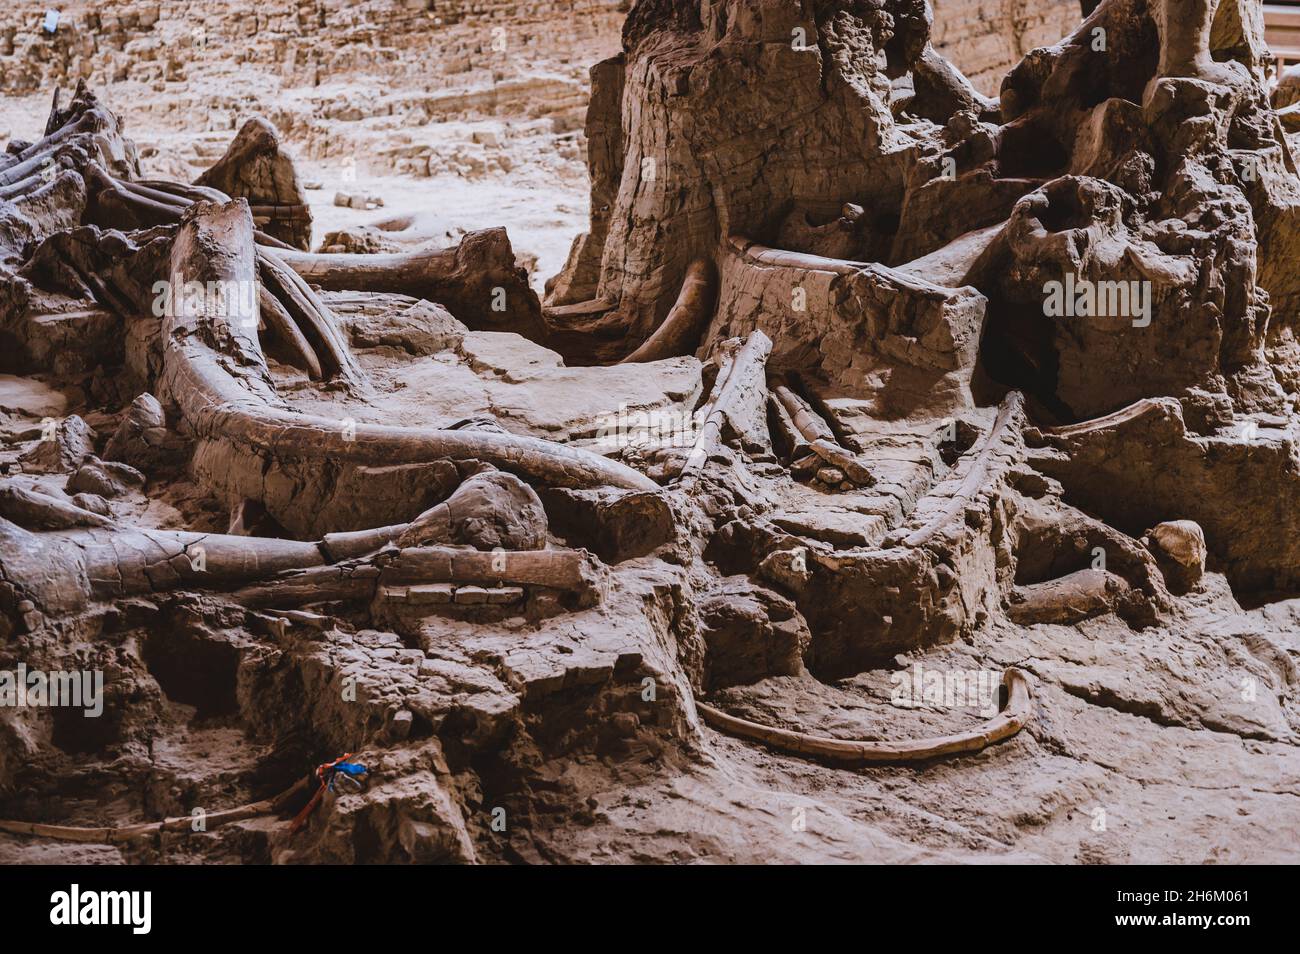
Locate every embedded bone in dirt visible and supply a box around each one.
[0,0,1298,866]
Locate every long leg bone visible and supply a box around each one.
[677,331,773,484]
[268,229,547,340]
[0,507,599,629]
[230,547,602,609]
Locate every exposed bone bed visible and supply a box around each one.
[0,0,1298,866]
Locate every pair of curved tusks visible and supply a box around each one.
[164,199,657,494]
[697,667,1033,764]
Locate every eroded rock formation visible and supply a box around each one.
[0,0,1297,865]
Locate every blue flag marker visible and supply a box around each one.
[43,10,60,34]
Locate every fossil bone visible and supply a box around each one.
[269,230,548,340]
[677,330,773,483]
[158,200,657,528]
[0,776,311,845]
[620,259,716,363]
[697,668,1033,765]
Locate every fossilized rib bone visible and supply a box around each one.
[726,234,870,276]
[80,163,286,249]
[621,259,716,363]
[697,668,1033,765]
[83,165,187,228]
[2,85,136,196]
[257,282,322,379]
[901,391,1024,548]
[160,200,656,501]
[4,111,100,168]
[256,246,366,387]
[70,164,354,385]
[1044,398,1166,438]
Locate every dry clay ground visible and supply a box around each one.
[0,91,589,290]
[1,77,1299,865]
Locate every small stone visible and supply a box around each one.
[19,414,95,474]
[610,712,639,737]
[104,393,169,470]
[388,709,413,741]
[758,547,813,593]
[334,191,384,210]
[278,610,332,630]
[453,585,490,605]
[66,456,144,498]
[529,590,563,616]
[816,466,844,485]
[790,453,820,476]
[70,492,111,516]
[1145,520,1207,593]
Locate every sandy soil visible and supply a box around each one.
[296,163,588,293]
[1,91,591,293]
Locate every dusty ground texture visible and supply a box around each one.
[0,0,1299,866]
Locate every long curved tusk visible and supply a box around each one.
[621,258,716,363]
[696,667,1033,764]
[0,776,311,845]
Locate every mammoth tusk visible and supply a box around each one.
[697,668,1034,764]
[621,259,716,363]
[0,776,311,845]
